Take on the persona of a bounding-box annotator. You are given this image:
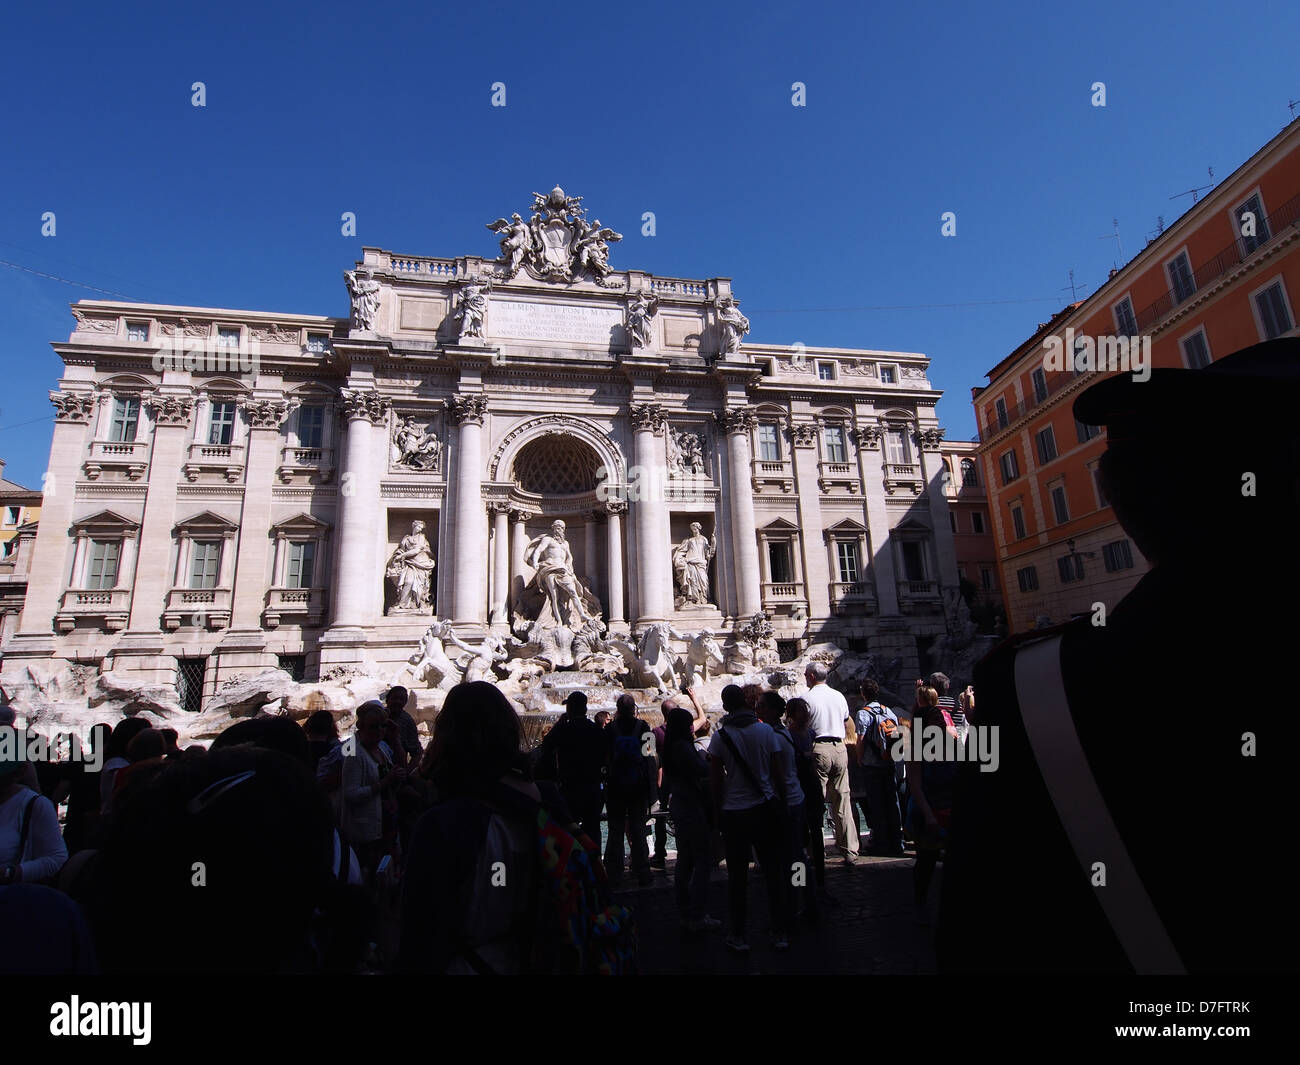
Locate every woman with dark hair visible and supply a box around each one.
[398,682,545,973]
[906,686,960,924]
[99,717,155,817]
[662,706,718,931]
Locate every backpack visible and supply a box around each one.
[609,726,649,796]
[528,804,637,975]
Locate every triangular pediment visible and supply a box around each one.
[174,510,239,533]
[69,509,140,533]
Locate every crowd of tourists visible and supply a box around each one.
[0,667,972,972]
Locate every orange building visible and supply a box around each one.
[975,118,1300,633]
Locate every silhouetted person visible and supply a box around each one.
[538,691,605,845]
[938,339,1300,972]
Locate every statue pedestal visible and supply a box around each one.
[673,604,725,630]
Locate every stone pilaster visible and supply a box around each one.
[489,502,510,627]
[448,395,488,625]
[719,407,762,618]
[329,388,389,630]
[918,426,959,590]
[228,398,290,633]
[605,500,626,626]
[792,420,831,621]
[858,420,900,615]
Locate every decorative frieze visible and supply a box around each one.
[71,311,118,334]
[447,394,488,426]
[158,318,212,338]
[249,323,302,344]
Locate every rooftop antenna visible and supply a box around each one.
[1170,167,1215,207]
[1098,218,1124,267]
[1290,99,1300,120]
[1061,269,1088,301]
[1147,215,1166,244]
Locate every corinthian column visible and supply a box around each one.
[448,394,488,624]
[629,403,670,624]
[720,407,762,617]
[489,502,510,627]
[331,388,389,628]
[605,500,626,626]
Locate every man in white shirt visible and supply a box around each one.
[803,662,859,865]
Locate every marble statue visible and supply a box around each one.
[626,291,658,349]
[454,277,491,341]
[523,519,594,628]
[455,634,509,683]
[682,629,725,688]
[714,295,749,355]
[385,520,436,612]
[391,416,440,471]
[572,218,622,281]
[409,619,470,689]
[637,621,688,693]
[667,428,706,476]
[485,213,533,279]
[343,268,381,332]
[672,523,716,607]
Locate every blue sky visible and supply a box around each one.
[2,0,1298,487]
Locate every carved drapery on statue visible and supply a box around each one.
[453,277,491,341]
[486,186,622,285]
[713,295,749,356]
[672,523,716,607]
[386,520,436,614]
[343,268,381,333]
[625,291,658,349]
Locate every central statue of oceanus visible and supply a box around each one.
[523,519,594,628]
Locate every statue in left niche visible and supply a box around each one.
[344,268,382,333]
[386,520,436,613]
[391,416,440,471]
[454,276,491,341]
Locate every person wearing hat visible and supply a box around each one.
[537,691,605,846]
[0,726,69,887]
[937,338,1300,973]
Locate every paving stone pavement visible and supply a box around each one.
[610,846,940,974]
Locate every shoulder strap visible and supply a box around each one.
[718,728,764,793]
[1013,634,1184,974]
[17,794,39,861]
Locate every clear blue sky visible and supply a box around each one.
[2,0,1297,487]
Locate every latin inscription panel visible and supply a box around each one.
[490,300,623,345]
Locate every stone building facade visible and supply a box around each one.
[2,188,960,707]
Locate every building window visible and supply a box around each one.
[1181,328,1212,369]
[306,333,329,353]
[1075,417,1102,444]
[109,398,140,443]
[298,405,325,449]
[1035,426,1058,465]
[176,657,206,714]
[190,540,222,589]
[1092,466,1109,508]
[757,422,781,462]
[767,542,794,584]
[208,401,236,446]
[823,425,847,463]
[949,510,958,533]
[816,362,836,381]
[86,540,120,589]
[999,449,1019,485]
[884,429,912,466]
[4,506,20,527]
[979,566,994,592]
[1102,539,1135,572]
[278,654,307,682]
[971,511,985,534]
[1254,280,1293,340]
[217,327,240,349]
[287,541,316,589]
[900,541,927,582]
[994,397,1008,429]
[960,458,978,486]
[1051,484,1070,525]
[1236,193,1270,256]
[1057,554,1085,584]
[1016,565,1038,592]
[835,541,859,584]
[1010,504,1027,540]
[1031,367,1048,403]
[126,322,149,342]
[1113,297,1137,337]
[880,366,896,384]
[1167,251,1196,305]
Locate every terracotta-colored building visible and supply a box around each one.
[975,118,1300,633]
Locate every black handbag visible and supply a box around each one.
[718,728,784,825]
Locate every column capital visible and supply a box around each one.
[856,424,884,450]
[487,500,512,514]
[142,392,195,428]
[915,426,946,451]
[604,499,628,515]
[447,394,488,426]
[628,402,667,434]
[241,398,290,430]
[339,388,390,425]
[716,407,756,436]
[790,422,818,448]
[49,391,96,423]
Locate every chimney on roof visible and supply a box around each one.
[0,459,6,481]
[1108,268,1118,280]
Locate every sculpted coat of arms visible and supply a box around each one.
[486,186,622,284]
